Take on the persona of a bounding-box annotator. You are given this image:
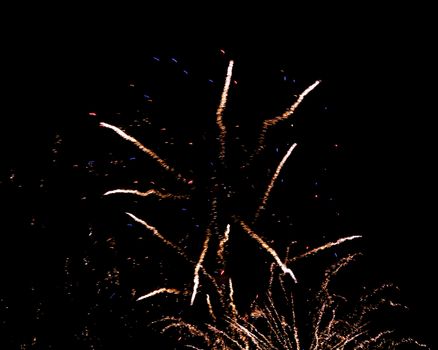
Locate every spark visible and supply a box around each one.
[126,212,223,301]
[104,188,189,200]
[205,324,245,349]
[289,290,301,350]
[310,255,359,350]
[136,288,183,302]
[206,294,216,322]
[289,235,362,262]
[254,142,298,221]
[217,224,231,265]
[191,232,211,305]
[226,320,265,349]
[216,60,234,161]
[153,317,211,344]
[237,219,297,283]
[249,80,321,163]
[99,122,190,183]
[354,330,394,350]
[228,278,238,317]
[126,212,191,262]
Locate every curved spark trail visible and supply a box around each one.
[99,122,191,183]
[217,224,231,265]
[104,188,189,200]
[248,80,321,164]
[237,219,298,283]
[254,142,298,221]
[191,232,211,305]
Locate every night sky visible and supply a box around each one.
[1,18,435,349]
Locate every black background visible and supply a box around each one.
[1,13,435,349]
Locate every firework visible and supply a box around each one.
[98,58,427,349]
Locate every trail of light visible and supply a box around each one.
[322,255,359,295]
[325,306,338,343]
[230,317,272,349]
[228,278,238,317]
[184,345,204,350]
[354,330,394,350]
[391,338,430,349]
[311,255,359,350]
[156,317,210,344]
[289,291,301,350]
[205,324,246,350]
[311,292,331,349]
[226,320,265,349]
[266,293,294,349]
[216,60,234,161]
[290,235,362,262]
[359,283,398,308]
[267,263,276,289]
[265,80,321,126]
[332,328,368,350]
[206,294,217,322]
[136,288,182,301]
[209,187,219,237]
[126,212,192,262]
[184,344,204,350]
[259,80,320,147]
[191,232,211,305]
[126,212,224,301]
[245,80,321,167]
[217,224,231,265]
[254,142,298,220]
[100,122,190,183]
[238,220,297,283]
[104,188,188,200]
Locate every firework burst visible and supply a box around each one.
[98,57,427,349]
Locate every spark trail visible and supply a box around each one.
[104,188,188,200]
[126,212,223,299]
[137,288,184,302]
[254,142,298,221]
[216,60,234,161]
[290,235,362,262]
[126,212,192,262]
[191,232,211,305]
[217,224,231,265]
[242,80,321,169]
[99,122,190,183]
[237,219,298,283]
